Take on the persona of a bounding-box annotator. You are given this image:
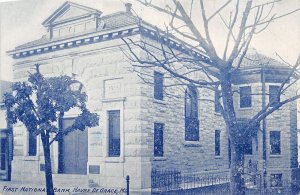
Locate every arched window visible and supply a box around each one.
[185,85,199,141]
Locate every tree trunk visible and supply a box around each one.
[58,112,64,174]
[220,72,245,195]
[230,140,245,195]
[41,132,55,195]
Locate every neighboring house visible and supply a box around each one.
[0,80,12,181]
[231,50,298,188]
[5,1,298,194]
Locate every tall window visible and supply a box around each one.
[240,86,252,108]
[154,71,164,100]
[28,132,37,156]
[214,90,221,113]
[0,138,7,170]
[270,131,281,155]
[154,123,164,157]
[185,85,199,141]
[108,110,120,157]
[269,86,280,107]
[244,136,253,155]
[215,130,221,156]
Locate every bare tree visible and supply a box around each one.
[122,0,300,194]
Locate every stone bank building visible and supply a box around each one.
[1,1,298,194]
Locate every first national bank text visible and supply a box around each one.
[2,186,127,194]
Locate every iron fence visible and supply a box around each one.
[151,169,230,193]
[151,169,300,195]
[151,169,181,191]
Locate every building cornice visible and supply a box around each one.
[8,23,212,65]
[232,66,294,84]
[8,26,139,59]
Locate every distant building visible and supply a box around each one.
[4,1,298,194]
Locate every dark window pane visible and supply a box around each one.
[243,136,253,155]
[108,110,120,157]
[28,132,37,156]
[185,86,199,141]
[270,131,281,155]
[269,86,280,107]
[154,123,164,157]
[0,138,7,170]
[214,91,221,113]
[240,86,252,108]
[270,174,283,187]
[215,130,221,156]
[154,71,164,100]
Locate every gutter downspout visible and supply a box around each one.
[261,63,267,190]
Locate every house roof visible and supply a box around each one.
[10,2,285,71]
[8,1,210,62]
[239,48,286,69]
[15,11,139,50]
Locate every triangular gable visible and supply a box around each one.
[42,1,102,27]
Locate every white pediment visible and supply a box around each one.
[42,2,102,27]
[55,6,92,22]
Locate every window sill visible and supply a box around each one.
[269,106,282,110]
[215,156,222,159]
[23,156,39,161]
[153,98,166,105]
[269,155,281,158]
[270,186,284,189]
[214,112,222,116]
[239,107,252,110]
[152,157,167,161]
[104,156,124,163]
[183,141,202,147]
[102,97,126,102]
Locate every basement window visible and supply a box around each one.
[270,174,283,187]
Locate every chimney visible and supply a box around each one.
[125,3,132,13]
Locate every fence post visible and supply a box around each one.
[126,175,130,195]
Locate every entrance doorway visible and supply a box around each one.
[0,130,11,181]
[60,118,88,174]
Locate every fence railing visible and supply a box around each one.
[151,169,181,191]
[151,169,300,194]
[151,169,230,192]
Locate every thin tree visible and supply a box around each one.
[3,64,99,195]
[122,0,300,194]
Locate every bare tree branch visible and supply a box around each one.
[207,0,232,21]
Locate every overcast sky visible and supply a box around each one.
[0,0,299,81]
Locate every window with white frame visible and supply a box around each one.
[269,85,280,107]
[154,71,164,100]
[108,110,120,157]
[240,86,252,108]
[154,123,164,157]
[270,131,281,155]
[215,130,221,156]
[185,85,199,141]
